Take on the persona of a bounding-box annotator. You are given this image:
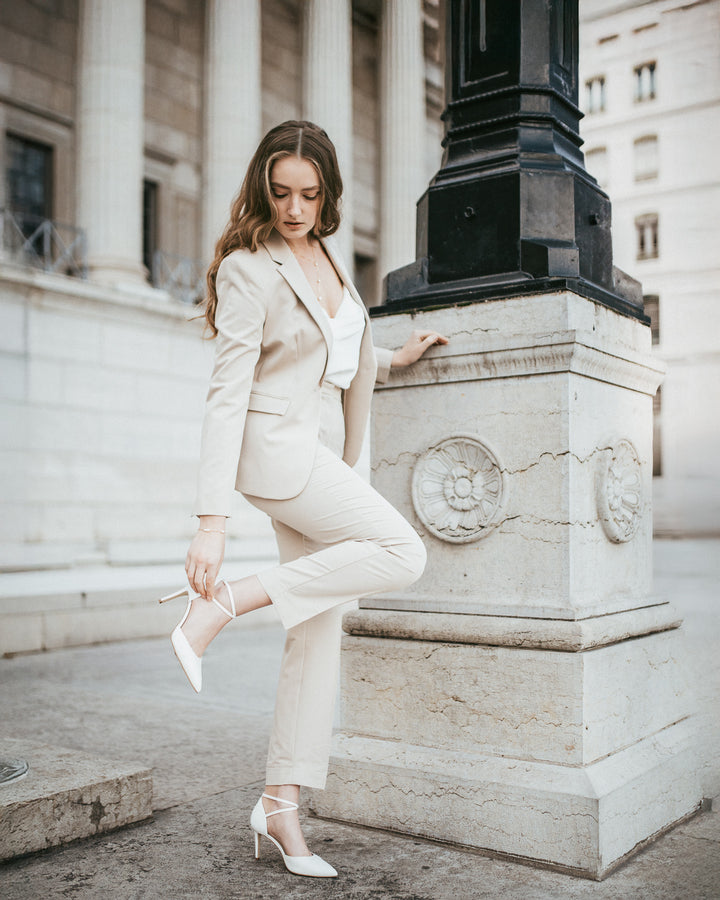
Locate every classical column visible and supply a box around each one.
[379,0,426,280]
[303,0,354,265]
[77,0,146,286]
[203,0,262,263]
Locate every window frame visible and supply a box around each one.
[635,213,659,261]
[585,75,607,114]
[633,61,657,103]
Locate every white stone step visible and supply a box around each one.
[0,739,152,862]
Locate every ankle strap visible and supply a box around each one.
[212,579,237,619]
[262,793,299,816]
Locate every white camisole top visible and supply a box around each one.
[321,287,365,390]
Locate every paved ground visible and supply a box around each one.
[1,539,718,899]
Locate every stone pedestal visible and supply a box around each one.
[310,292,702,879]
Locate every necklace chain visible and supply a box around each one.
[291,241,323,303]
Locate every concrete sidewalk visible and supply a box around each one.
[1,539,718,898]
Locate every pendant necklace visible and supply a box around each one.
[292,241,323,304]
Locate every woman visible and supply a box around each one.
[161,121,447,878]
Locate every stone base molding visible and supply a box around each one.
[342,602,681,652]
[312,715,699,880]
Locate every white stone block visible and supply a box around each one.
[337,625,688,767]
[0,739,152,861]
[131,371,204,420]
[0,450,27,502]
[0,402,27,450]
[40,603,175,650]
[26,358,66,406]
[99,320,172,374]
[34,503,96,544]
[28,306,102,364]
[367,293,662,619]
[0,296,26,354]
[0,612,42,655]
[312,718,700,879]
[0,354,26,401]
[63,361,137,413]
[27,407,102,454]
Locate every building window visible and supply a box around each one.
[634,135,658,181]
[143,179,159,278]
[585,76,606,113]
[653,386,662,477]
[585,146,608,188]
[635,213,659,260]
[5,133,53,235]
[634,62,656,102]
[643,294,660,344]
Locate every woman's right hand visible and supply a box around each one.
[185,516,227,600]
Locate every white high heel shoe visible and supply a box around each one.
[250,793,337,878]
[158,579,237,693]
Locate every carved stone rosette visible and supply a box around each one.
[596,439,643,543]
[411,434,505,543]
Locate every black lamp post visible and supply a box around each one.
[380,0,644,321]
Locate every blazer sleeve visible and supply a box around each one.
[374,345,394,385]
[192,254,267,517]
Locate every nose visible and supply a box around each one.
[288,195,302,217]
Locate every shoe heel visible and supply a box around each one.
[158,588,189,605]
[254,831,260,859]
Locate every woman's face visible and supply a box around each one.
[270,155,322,244]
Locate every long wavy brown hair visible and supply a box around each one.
[202,120,343,337]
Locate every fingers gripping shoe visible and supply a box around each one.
[158,579,237,692]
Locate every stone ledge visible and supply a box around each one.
[344,603,681,651]
[0,738,153,862]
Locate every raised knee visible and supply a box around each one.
[396,531,427,586]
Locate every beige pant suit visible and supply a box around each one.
[193,231,426,788]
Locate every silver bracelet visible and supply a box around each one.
[199,528,225,535]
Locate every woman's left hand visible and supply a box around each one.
[391,330,449,368]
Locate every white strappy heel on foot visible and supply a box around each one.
[250,793,337,878]
[158,579,237,693]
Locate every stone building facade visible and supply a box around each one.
[579,0,720,535]
[0,0,442,583]
[1,0,717,652]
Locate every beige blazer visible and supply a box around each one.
[193,230,393,517]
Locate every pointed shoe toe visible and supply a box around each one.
[284,853,337,878]
[170,624,202,692]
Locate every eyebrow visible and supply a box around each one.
[270,181,320,191]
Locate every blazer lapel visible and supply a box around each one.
[263,230,333,355]
[320,235,367,317]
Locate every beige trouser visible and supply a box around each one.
[243,383,426,789]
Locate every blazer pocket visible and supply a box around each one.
[247,389,290,415]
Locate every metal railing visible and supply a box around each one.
[0,208,88,279]
[152,249,205,305]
